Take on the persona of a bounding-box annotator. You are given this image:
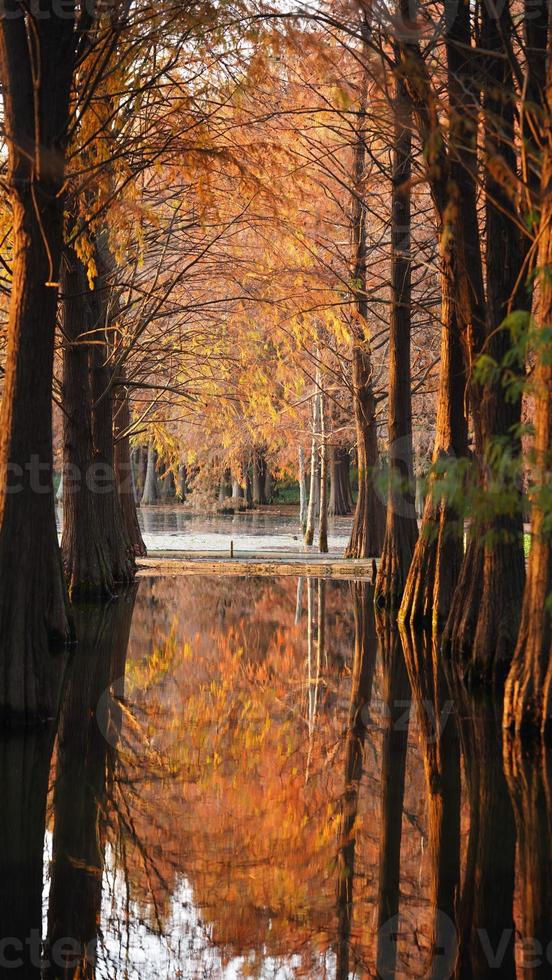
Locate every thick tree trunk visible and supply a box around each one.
[445,0,525,683]
[45,594,136,979]
[61,248,116,599]
[90,312,135,586]
[375,616,411,979]
[329,447,352,516]
[375,72,418,608]
[336,582,377,980]
[141,442,159,505]
[113,382,146,558]
[504,23,552,734]
[399,260,468,629]
[0,9,76,720]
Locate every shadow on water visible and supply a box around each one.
[1,575,552,977]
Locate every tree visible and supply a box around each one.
[0,1,77,720]
[504,8,552,734]
[375,56,417,608]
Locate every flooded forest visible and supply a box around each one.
[0,0,552,977]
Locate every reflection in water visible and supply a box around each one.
[400,627,460,980]
[375,615,411,980]
[0,576,552,977]
[504,739,552,980]
[45,593,136,979]
[335,582,377,980]
[0,728,55,977]
[450,665,516,980]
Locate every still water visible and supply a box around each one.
[1,575,550,978]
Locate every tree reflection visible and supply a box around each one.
[45,590,136,979]
[0,728,56,977]
[375,614,411,980]
[504,737,552,979]
[335,580,378,980]
[448,665,516,979]
[399,626,460,980]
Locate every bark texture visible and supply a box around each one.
[61,248,116,599]
[0,5,76,720]
[113,381,146,558]
[375,68,418,608]
[504,19,552,733]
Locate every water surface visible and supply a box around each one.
[2,575,550,978]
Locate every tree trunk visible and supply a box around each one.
[318,391,329,553]
[177,464,187,502]
[0,9,76,720]
[329,447,352,516]
[264,467,273,504]
[89,280,135,586]
[504,20,552,734]
[141,442,159,505]
[45,594,136,979]
[61,248,116,599]
[444,0,526,683]
[335,582,377,980]
[398,258,468,629]
[252,450,267,505]
[299,448,308,532]
[113,381,146,558]
[375,70,418,609]
[304,389,320,546]
[345,42,385,559]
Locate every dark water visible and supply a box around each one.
[1,575,550,978]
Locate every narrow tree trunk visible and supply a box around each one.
[0,9,76,719]
[141,442,159,505]
[304,390,320,546]
[113,381,146,558]
[299,448,308,532]
[177,464,187,502]
[264,467,273,504]
[318,391,329,553]
[345,42,385,559]
[61,248,116,598]
[252,450,267,505]
[375,70,418,608]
